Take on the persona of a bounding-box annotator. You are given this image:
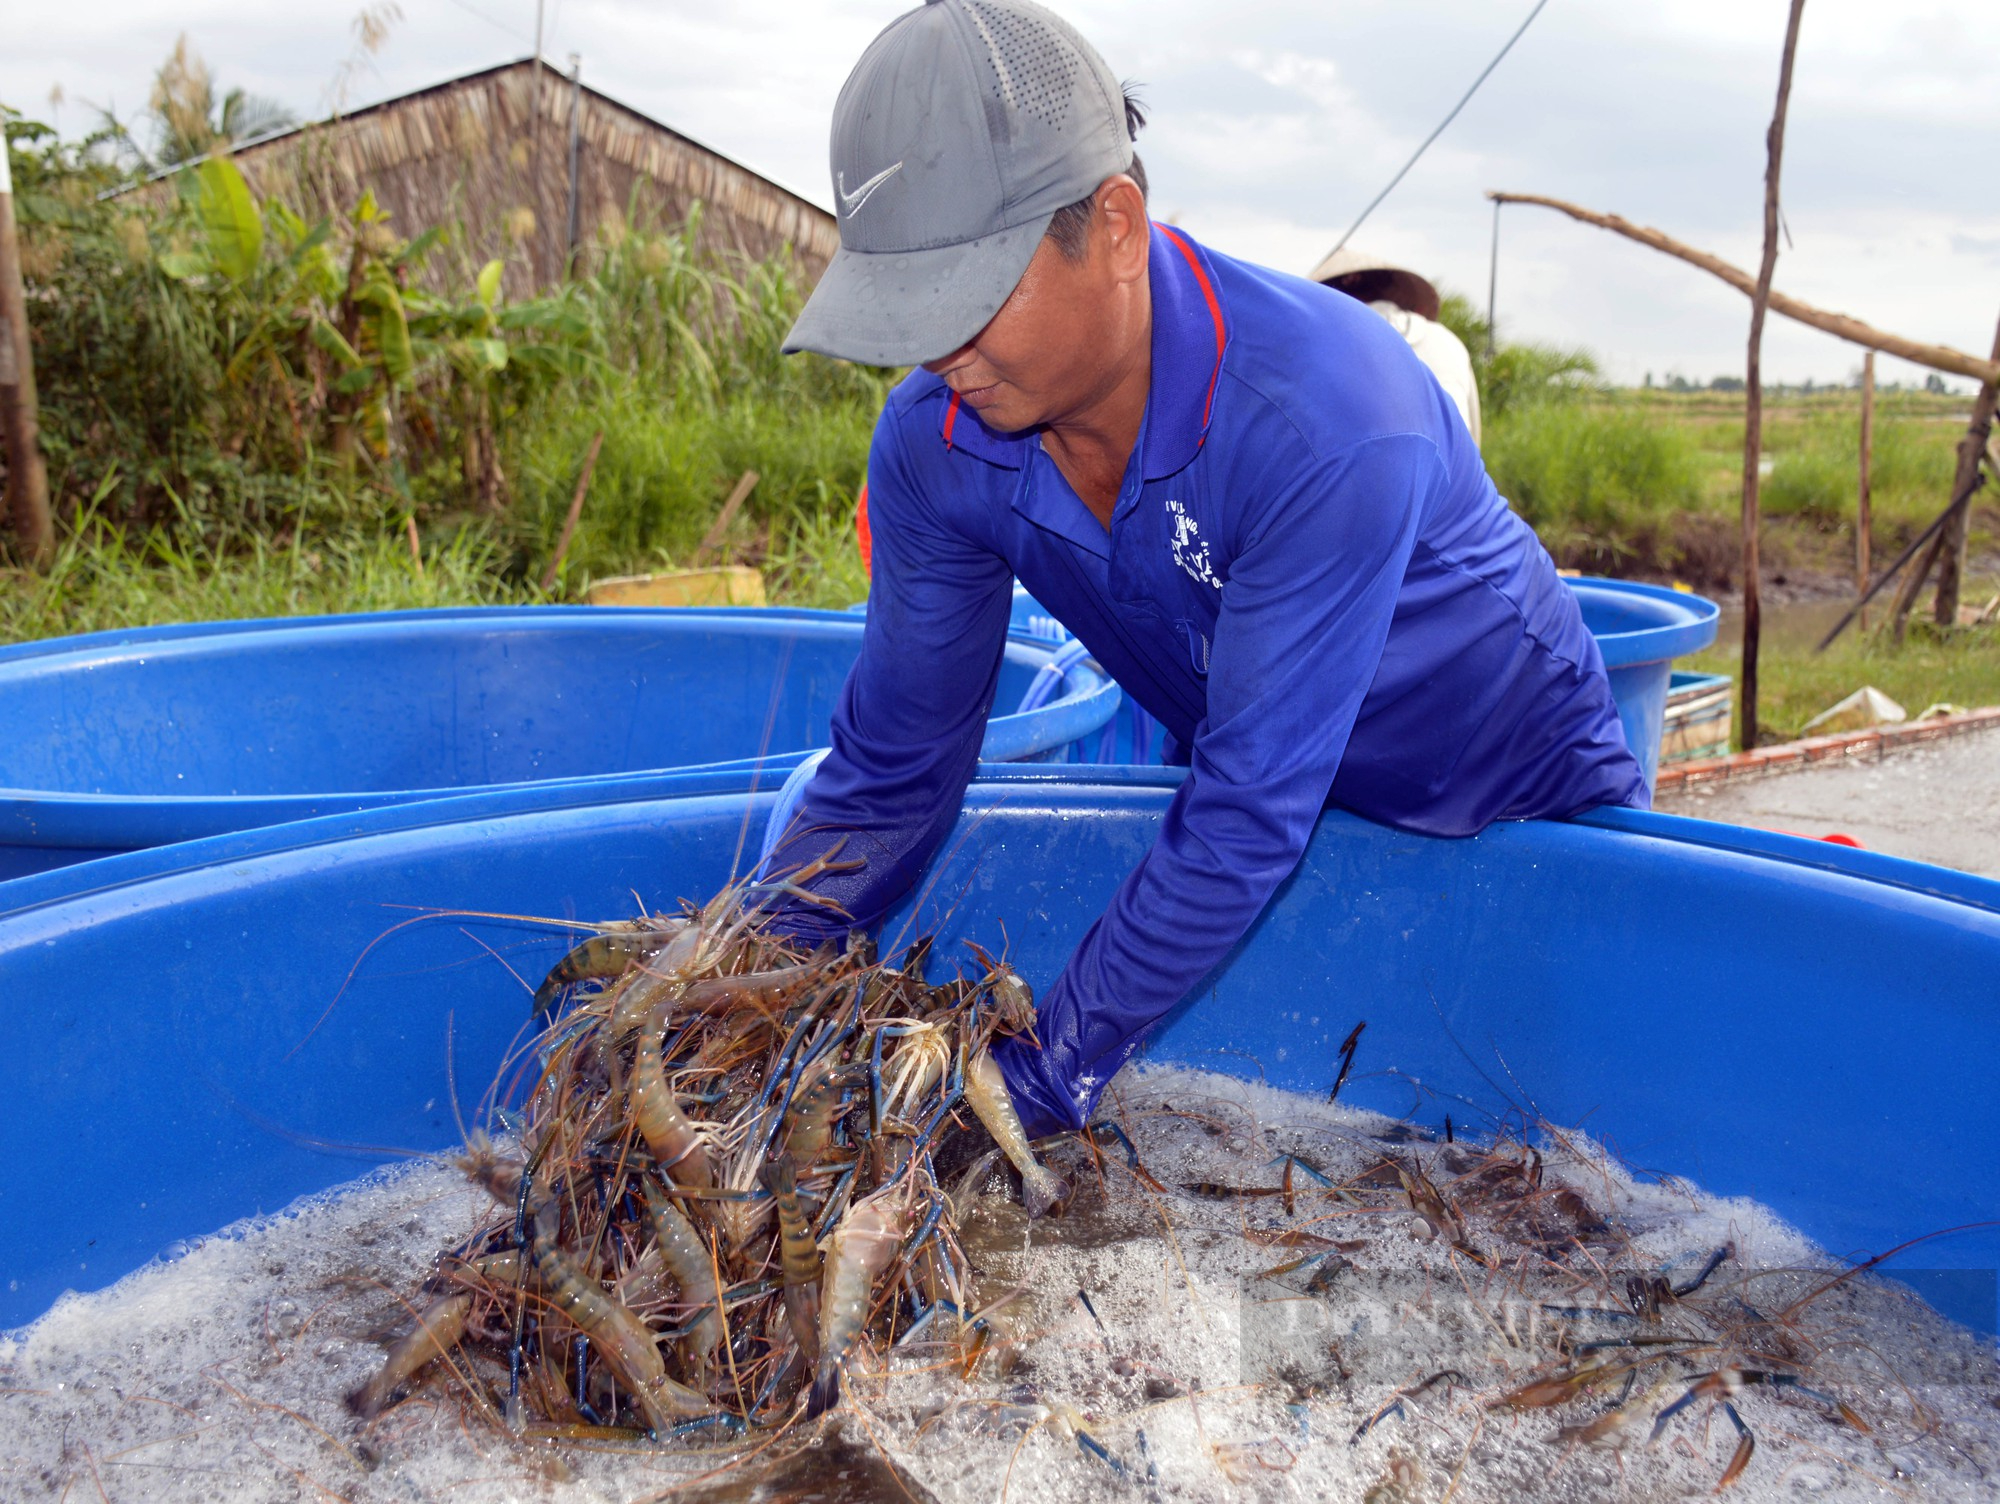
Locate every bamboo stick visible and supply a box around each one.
[1738,0,1808,753]
[0,138,52,566]
[694,470,760,567]
[1818,340,1999,651]
[541,430,605,591]
[1931,318,2000,624]
[1486,191,1999,386]
[1856,351,1873,629]
[1917,313,2000,632]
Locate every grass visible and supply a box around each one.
[7,381,1994,746]
[1483,400,1705,571]
[0,520,537,641]
[760,501,870,611]
[1483,386,1983,584]
[1688,623,2000,743]
[514,388,878,593]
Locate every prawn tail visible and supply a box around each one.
[345,1374,394,1420]
[758,1152,796,1200]
[806,1365,841,1419]
[1021,1165,1072,1221]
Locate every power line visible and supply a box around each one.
[440,0,534,45]
[1323,0,1552,260]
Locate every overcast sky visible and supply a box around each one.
[8,0,1994,389]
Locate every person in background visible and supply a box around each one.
[1309,247,1482,446]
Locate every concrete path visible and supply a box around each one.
[1655,728,2000,878]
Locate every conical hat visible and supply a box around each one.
[1307,246,1441,321]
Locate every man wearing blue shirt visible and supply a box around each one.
[765,0,1646,1147]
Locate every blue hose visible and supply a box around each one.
[1016,637,1093,715]
[762,634,1106,855]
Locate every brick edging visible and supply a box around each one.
[1656,706,2000,793]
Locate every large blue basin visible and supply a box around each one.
[0,607,1117,880]
[0,767,1994,1334]
[1008,578,1719,786]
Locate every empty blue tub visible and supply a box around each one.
[1007,577,1719,785]
[1568,578,1721,789]
[0,606,1117,880]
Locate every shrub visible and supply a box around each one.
[1764,411,1963,533]
[1485,403,1705,566]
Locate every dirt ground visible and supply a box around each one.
[1655,727,2000,878]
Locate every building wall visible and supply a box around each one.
[198,60,839,299]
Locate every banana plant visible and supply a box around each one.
[150,154,598,490]
[157,157,263,283]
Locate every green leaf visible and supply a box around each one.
[309,317,364,370]
[267,201,309,247]
[369,296,414,386]
[299,244,343,302]
[354,261,401,312]
[333,364,381,396]
[476,259,504,310]
[394,225,446,269]
[194,158,264,283]
[157,249,210,281]
[476,337,509,371]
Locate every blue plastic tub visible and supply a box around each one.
[1568,578,1721,789]
[0,607,1117,880]
[2,766,1995,1334]
[1009,578,1717,782]
[1008,586,1165,764]
[1663,669,1734,764]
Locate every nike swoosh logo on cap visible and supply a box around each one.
[838,162,904,216]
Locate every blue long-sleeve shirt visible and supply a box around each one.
[762,223,1646,1137]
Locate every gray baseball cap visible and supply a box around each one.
[783,0,1135,367]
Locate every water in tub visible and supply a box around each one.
[4,1065,1997,1502]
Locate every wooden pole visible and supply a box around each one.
[1857,351,1873,628]
[540,430,603,592]
[1738,0,1808,753]
[0,134,53,566]
[1931,327,2000,625]
[1935,486,1969,626]
[531,0,547,287]
[693,470,760,566]
[1910,313,2000,633]
[1486,191,1999,387]
[564,55,583,276]
[1817,459,1987,651]
[1887,527,1945,642]
[1485,198,1500,359]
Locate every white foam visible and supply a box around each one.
[4,1066,1996,1503]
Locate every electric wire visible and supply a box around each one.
[1323,0,1552,259]
[440,0,534,45]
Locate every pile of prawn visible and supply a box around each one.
[349,854,1071,1438]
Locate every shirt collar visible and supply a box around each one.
[1141,223,1229,479]
[934,222,1230,481]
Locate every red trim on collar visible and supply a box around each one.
[1156,224,1226,434]
[942,391,963,450]
[855,482,872,575]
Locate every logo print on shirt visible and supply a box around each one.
[837,162,904,217]
[1166,498,1222,589]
